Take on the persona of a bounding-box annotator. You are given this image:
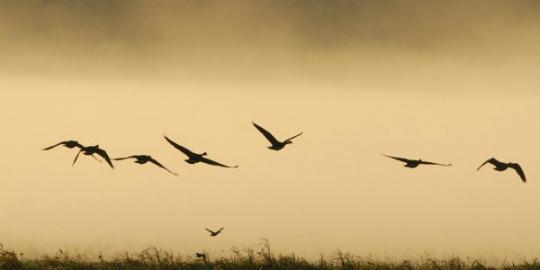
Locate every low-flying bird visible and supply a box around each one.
[205,227,224,237]
[114,155,177,175]
[164,136,238,168]
[43,140,101,162]
[252,122,303,151]
[477,158,526,182]
[382,154,452,168]
[195,252,207,260]
[73,145,114,169]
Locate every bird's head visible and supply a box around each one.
[285,141,293,145]
[202,152,208,156]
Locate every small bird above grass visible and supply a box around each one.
[195,252,207,260]
[205,227,224,237]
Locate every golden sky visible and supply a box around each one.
[1,0,540,262]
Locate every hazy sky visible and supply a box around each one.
[1,0,540,262]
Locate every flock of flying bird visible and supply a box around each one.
[41,121,527,259]
[43,122,527,183]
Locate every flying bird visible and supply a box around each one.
[252,122,303,150]
[164,136,238,168]
[195,252,206,261]
[73,145,114,169]
[114,155,177,175]
[382,154,452,168]
[477,158,526,182]
[205,227,224,237]
[43,140,84,151]
[195,252,207,260]
[43,140,101,162]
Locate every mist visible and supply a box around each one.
[1,0,540,86]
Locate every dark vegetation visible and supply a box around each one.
[1,241,538,270]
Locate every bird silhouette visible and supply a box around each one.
[382,154,452,168]
[164,136,238,168]
[73,145,114,169]
[43,140,84,151]
[205,227,224,237]
[252,122,303,151]
[43,140,102,162]
[114,155,177,175]
[477,158,526,182]
[195,252,207,260]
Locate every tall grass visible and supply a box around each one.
[1,241,538,270]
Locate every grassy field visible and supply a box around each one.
[1,243,538,270]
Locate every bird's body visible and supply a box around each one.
[252,122,303,151]
[164,136,238,168]
[205,227,224,237]
[114,155,177,175]
[195,252,206,260]
[73,145,114,169]
[382,154,451,168]
[477,158,526,182]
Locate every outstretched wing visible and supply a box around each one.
[72,149,83,166]
[95,148,114,169]
[252,122,280,145]
[113,156,138,161]
[43,140,83,151]
[164,136,198,158]
[509,163,526,183]
[419,160,452,166]
[90,154,103,163]
[381,154,411,163]
[216,227,224,234]
[205,228,216,234]
[42,141,66,151]
[285,132,303,143]
[477,158,501,171]
[148,157,178,175]
[200,156,238,168]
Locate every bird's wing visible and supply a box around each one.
[113,156,138,161]
[164,136,198,158]
[477,158,500,171]
[148,157,178,175]
[42,141,67,151]
[381,154,411,163]
[205,228,215,234]
[216,227,224,234]
[285,132,303,142]
[200,156,238,168]
[419,160,452,166]
[90,154,103,163]
[252,122,280,145]
[509,163,527,183]
[95,148,114,169]
[72,149,83,166]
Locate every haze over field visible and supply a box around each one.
[1,0,539,262]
